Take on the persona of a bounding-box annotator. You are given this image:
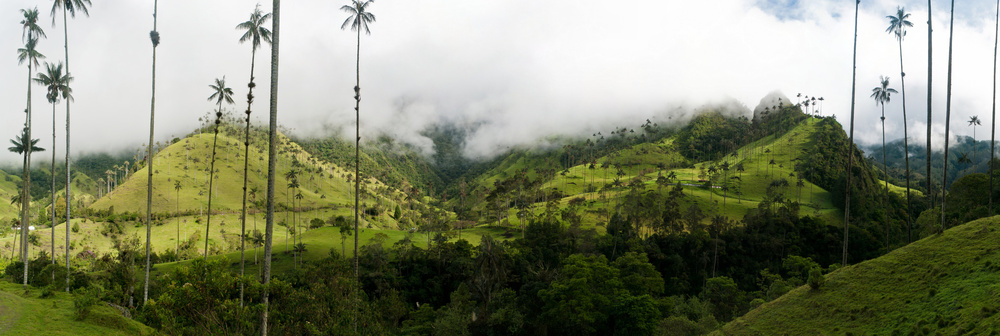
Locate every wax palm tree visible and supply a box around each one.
[50,0,91,293]
[205,77,234,260]
[34,61,72,282]
[262,1,280,333]
[843,0,860,267]
[886,6,914,243]
[19,6,47,290]
[942,0,956,231]
[341,2,375,321]
[236,3,271,308]
[969,116,981,162]
[872,76,896,252]
[957,152,973,170]
[8,128,44,265]
[926,0,935,212]
[991,0,999,217]
[143,0,160,305]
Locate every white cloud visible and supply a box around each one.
[2,0,1000,165]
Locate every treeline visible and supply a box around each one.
[4,176,900,335]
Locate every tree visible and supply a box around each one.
[205,77,235,260]
[957,152,973,170]
[341,1,375,330]
[261,1,280,333]
[969,116,982,162]
[886,6,914,243]
[991,0,1000,217]
[19,6,47,290]
[942,0,956,232]
[144,0,160,304]
[843,0,860,266]
[235,2,272,308]
[34,60,72,283]
[926,0,934,212]
[871,76,896,251]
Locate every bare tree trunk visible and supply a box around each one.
[991,0,999,217]
[239,42,258,308]
[143,0,159,305]
[261,1,279,334]
[941,0,956,231]
[927,0,934,210]
[897,35,912,244]
[843,0,860,267]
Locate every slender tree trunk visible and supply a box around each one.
[353,23,361,334]
[239,45,258,308]
[897,38,913,243]
[205,103,222,260]
[51,102,57,283]
[22,31,35,290]
[941,0,956,231]
[843,0,860,267]
[63,3,74,292]
[881,104,889,251]
[261,1,279,334]
[991,0,999,217]
[144,0,158,305]
[927,0,935,209]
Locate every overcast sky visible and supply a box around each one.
[3,0,1000,165]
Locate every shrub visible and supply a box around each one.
[73,285,103,320]
[72,222,80,233]
[808,267,825,290]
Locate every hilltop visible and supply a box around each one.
[718,215,1000,335]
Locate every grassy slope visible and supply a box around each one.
[485,118,842,229]
[0,169,19,221]
[0,281,155,335]
[717,216,1000,335]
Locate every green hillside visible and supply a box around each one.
[0,169,19,221]
[718,216,1000,335]
[88,129,414,229]
[0,281,154,335]
[456,110,845,230]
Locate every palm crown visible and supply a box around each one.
[969,115,982,127]
[34,61,74,104]
[871,76,898,106]
[341,0,376,34]
[49,0,92,25]
[237,4,273,50]
[208,77,235,107]
[17,38,45,68]
[8,128,45,155]
[886,7,913,42]
[21,7,47,41]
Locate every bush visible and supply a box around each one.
[808,268,825,290]
[72,222,80,233]
[73,285,103,320]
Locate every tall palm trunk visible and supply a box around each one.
[144,0,159,305]
[239,45,258,308]
[992,0,999,217]
[843,0,860,267]
[261,1,279,334]
[941,0,956,231]
[352,21,362,333]
[51,99,57,283]
[897,36,912,243]
[61,3,74,293]
[881,104,889,251]
[22,32,35,290]
[927,0,934,209]
[205,103,222,260]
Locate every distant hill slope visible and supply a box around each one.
[718,216,1000,335]
[0,170,18,221]
[88,128,409,228]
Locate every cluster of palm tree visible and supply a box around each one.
[9,0,91,292]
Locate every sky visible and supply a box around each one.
[3,0,1000,165]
